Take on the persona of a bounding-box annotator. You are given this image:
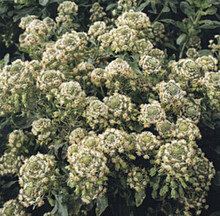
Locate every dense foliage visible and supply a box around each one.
[0,0,220,215]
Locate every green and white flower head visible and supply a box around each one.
[84,99,109,130]
[19,15,38,29]
[99,128,131,156]
[139,54,162,76]
[67,145,109,204]
[175,118,201,141]
[104,93,136,126]
[7,130,29,154]
[158,80,186,106]
[139,101,166,128]
[105,58,135,79]
[180,99,201,123]
[57,1,78,16]
[56,81,86,109]
[0,199,30,216]
[69,128,88,145]
[98,25,137,53]
[0,152,25,176]
[135,131,160,159]
[116,10,151,33]
[91,68,106,87]
[156,139,196,176]
[88,21,106,39]
[196,55,218,72]
[32,118,56,145]
[156,120,175,139]
[37,70,65,92]
[18,153,59,208]
[170,58,201,81]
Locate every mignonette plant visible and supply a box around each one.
[0,0,220,216]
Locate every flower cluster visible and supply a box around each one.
[0,1,218,215]
[0,199,30,216]
[18,153,59,208]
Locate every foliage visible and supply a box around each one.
[0,0,220,216]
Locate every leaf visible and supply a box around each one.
[106,3,117,11]
[164,42,178,51]
[198,49,212,56]
[159,185,169,197]
[210,210,220,216]
[200,20,220,29]
[203,6,217,15]
[39,0,49,6]
[54,195,68,216]
[135,189,146,207]
[96,195,108,216]
[180,1,194,17]
[171,188,177,199]
[136,0,150,12]
[176,33,187,45]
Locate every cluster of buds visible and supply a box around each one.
[83,99,109,130]
[98,128,135,161]
[117,0,137,12]
[179,98,201,123]
[209,35,220,59]
[36,70,65,94]
[152,22,166,43]
[135,131,160,159]
[19,16,55,58]
[71,62,95,89]
[157,80,186,111]
[55,81,86,111]
[103,93,137,126]
[88,21,107,39]
[104,58,136,92]
[42,30,88,71]
[127,166,149,195]
[0,199,30,216]
[31,118,56,146]
[174,118,201,141]
[56,1,79,34]
[98,25,138,53]
[116,10,151,37]
[139,101,166,128]
[43,212,58,216]
[0,59,37,116]
[203,71,220,111]
[196,55,218,72]
[156,120,175,139]
[69,127,88,145]
[66,145,109,204]
[6,130,29,155]
[169,58,202,90]
[0,152,25,176]
[89,3,107,23]
[90,68,106,87]
[18,153,60,208]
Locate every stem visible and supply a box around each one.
[154,1,168,22]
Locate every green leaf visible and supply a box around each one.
[39,0,49,6]
[96,195,108,216]
[159,185,169,197]
[136,0,150,12]
[180,2,194,17]
[106,3,117,11]
[203,6,217,15]
[171,188,177,199]
[200,20,220,29]
[53,195,68,216]
[198,49,212,56]
[179,177,187,189]
[135,189,146,207]
[176,33,187,45]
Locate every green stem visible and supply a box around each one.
[154,1,168,22]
